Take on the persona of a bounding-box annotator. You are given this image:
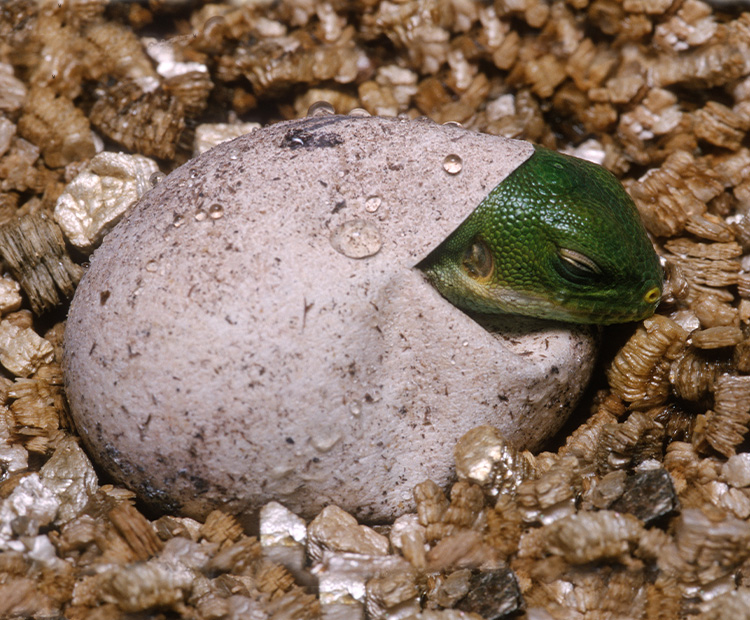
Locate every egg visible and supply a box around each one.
[63,115,596,523]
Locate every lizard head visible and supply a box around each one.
[419,146,663,325]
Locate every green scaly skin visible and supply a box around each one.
[419,146,663,325]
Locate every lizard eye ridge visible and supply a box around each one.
[461,237,494,281]
[555,248,602,285]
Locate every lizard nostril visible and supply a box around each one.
[644,286,661,304]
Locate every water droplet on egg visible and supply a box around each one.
[269,464,295,480]
[309,424,342,453]
[330,219,383,259]
[209,203,225,219]
[149,172,165,187]
[194,208,208,222]
[145,260,158,273]
[307,101,335,117]
[443,120,463,128]
[349,107,371,117]
[364,195,382,213]
[172,213,185,228]
[349,401,362,417]
[443,154,463,174]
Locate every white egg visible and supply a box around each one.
[63,115,596,523]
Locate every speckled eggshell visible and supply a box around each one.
[63,115,597,524]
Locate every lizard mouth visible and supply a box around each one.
[478,285,659,325]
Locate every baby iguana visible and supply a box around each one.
[419,146,663,324]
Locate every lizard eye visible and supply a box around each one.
[462,237,494,281]
[555,248,602,284]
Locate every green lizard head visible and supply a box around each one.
[419,146,663,325]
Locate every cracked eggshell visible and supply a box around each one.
[63,115,596,523]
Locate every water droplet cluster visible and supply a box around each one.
[330,219,383,259]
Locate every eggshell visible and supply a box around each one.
[63,115,596,523]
